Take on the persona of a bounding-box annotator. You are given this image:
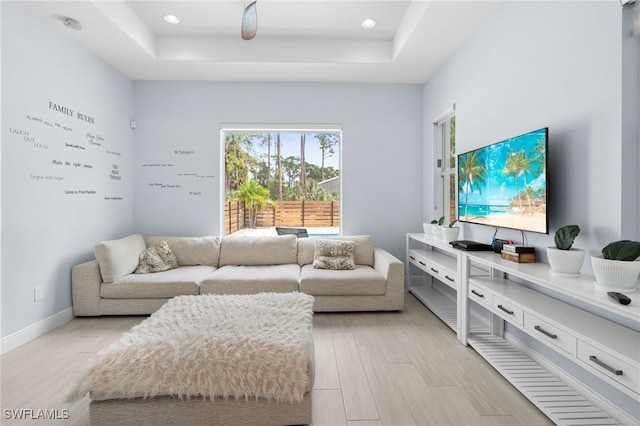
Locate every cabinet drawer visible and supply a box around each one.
[492,295,523,326]
[428,263,457,288]
[577,341,639,394]
[524,312,576,356]
[408,252,430,271]
[469,283,492,308]
[410,254,457,288]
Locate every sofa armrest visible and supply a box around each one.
[373,247,405,310]
[71,259,102,316]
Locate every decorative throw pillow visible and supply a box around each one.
[313,239,355,270]
[135,240,179,274]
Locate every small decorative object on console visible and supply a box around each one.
[501,250,537,263]
[502,244,536,254]
[431,216,445,239]
[546,225,584,277]
[591,240,640,290]
[441,220,460,243]
[492,238,513,254]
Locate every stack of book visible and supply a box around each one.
[501,244,536,263]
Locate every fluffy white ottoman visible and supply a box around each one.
[69,292,315,426]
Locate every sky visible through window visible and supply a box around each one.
[245,132,340,173]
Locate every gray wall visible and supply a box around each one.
[423,0,639,271]
[1,2,135,338]
[132,81,423,260]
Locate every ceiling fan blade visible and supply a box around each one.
[241,1,258,40]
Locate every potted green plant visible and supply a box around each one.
[546,225,584,276]
[423,219,435,236]
[591,240,640,290]
[431,216,445,238]
[441,220,460,243]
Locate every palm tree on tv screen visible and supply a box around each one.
[458,150,487,218]
[502,149,528,212]
[531,138,546,176]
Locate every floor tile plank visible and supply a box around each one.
[332,332,379,421]
[1,294,554,426]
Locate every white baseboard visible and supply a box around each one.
[1,308,74,355]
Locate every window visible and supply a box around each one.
[221,125,341,235]
[433,106,456,225]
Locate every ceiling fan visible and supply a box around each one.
[241,1,258,40]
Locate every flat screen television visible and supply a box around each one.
[457,127,548,234]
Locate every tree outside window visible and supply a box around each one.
[222,129,341,234]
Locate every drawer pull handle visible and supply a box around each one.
[471,290,484,298]
[430,267,439,273]
[589,356,623,376]
[497,304,514,315]
[409,256,416,261]
[445,275,454,282]
[419,261,426,266]
[534,325,557,339]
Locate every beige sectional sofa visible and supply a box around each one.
[71,233,404,316]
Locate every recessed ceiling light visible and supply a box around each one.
[163,14,180,24]
[361,18,376,29]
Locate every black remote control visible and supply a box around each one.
[607,292,631,305]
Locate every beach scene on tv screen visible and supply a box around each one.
[458,128,547,233]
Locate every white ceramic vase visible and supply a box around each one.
[546,247,585,277]
[423,223,433,236]
[591,255,640,290]
[441,227,460,243]
[431,224,442,238]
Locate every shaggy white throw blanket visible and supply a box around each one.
[68,293,314,403]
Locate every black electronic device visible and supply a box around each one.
[607,292,631,305]
[450,240,494,251]
[492,238,513,253]
[502,244,536,254]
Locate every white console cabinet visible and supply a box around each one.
[406,233,640,425]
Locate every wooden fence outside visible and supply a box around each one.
[224,201,246,235]
[224,200,340,235]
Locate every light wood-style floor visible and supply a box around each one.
[1,294,553,425]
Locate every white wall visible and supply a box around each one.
[133,82,423,259]
[1,2,134,341]
[423,0,639,270]
[421,1,639,417]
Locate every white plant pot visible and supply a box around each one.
[423,223,433,236]
[431,224,443,238]
[591,255,640,291]
[441,227,460,243]
[546,247,585,277]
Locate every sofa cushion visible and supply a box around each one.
[94,234,146,284]
[101,265,214,299]
[135,241,179,274]
[313,239,355,270]
[147,236,220,267]
[219,235,297,266]
[299,264,386,296]
[298,235,374,267]
[200,264,300,294]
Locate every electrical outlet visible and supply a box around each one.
[34,287,43,302]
